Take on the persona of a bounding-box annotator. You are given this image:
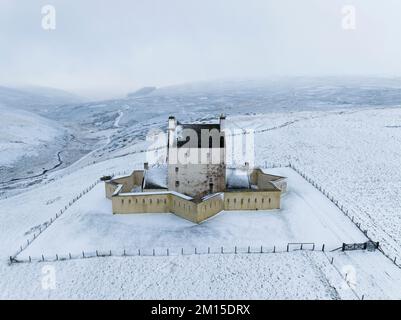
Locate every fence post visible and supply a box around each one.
[153,249,155,256]
[109,250,112,256]
[273,246,276,253]
[56,254,58,261]
[139,249,141,256]
[42,254,45,262]
[167,248,169,256]
[322,244,325,252]
[260,245,263,253]
[331,257,334,264]
[195,247,197,254]
[181,248,183,255]
[208,247,210,254]
[69,253,71,259]
[235,246,237,254]
[96,250,98,257]
[221,246,224,254]
[29,256,31,263]
[312,244,315,251]
[287,244,289,252]
[300,244,303,250]
[248,246,250,253]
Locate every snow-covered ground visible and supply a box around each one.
[17,167,367,260]
[1,96,401,299]
[0,106,63,167]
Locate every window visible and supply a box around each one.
[142,199,145,204]
[175,167,179,173]
[136,199,138,204]
[209,183,213,193]
[149,199,152,204]
[129,199,131,204]
[269,198,271,204]
[248,198,250,203]
[234,198,236,203]
[262,198,264,203]
[220,136,225,148]
[121,199,124,204]
[164,199,167,204]
[209,136,213,148]
[241,199,244,205]
[255,198,257,203]
[175,181,180,187]
[157,199,159,204]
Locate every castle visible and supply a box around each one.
[104,115,287,223]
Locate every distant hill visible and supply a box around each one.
[0,85,86,111]
[126,86,157,98]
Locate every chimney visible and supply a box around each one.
[219,114,226,132]
[144,162,149,170]
[168,116,176,130]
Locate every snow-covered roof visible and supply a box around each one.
[120,190,193,201]
[143,165,168,190]
[226,168,250,189]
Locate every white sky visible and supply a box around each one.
[1,0,400,99]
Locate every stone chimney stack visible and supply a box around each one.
[219,114,226,132]
[144,162,149,170]
[168,116,176,131]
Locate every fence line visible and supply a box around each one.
[12,242,331,264]
[288,162,401,270]
[9,169,135,264]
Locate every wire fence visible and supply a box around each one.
[12,242,331,264]
[288,162,401,270]
[9,169,134,264]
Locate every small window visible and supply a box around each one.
[136,199,138,204]
[164,199,167,204]
[129,199,131,204]
[227,199,230,203]
[255,198,257,203]
[241,199,244,205]
[142,199,145,204]
[175,181,180,187]
[262,198,264,203]
[157,199,160,204]
[121,199,124,204]
[175,167,179,173]
[269,198,271,204]
[234,198,236,203]
[150,199,152,204]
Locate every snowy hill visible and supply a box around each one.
[0,85,85,112]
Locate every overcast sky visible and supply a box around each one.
[1,0,400,99]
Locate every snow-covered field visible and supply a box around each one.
[17,167,367,260]
[1,88,401,299]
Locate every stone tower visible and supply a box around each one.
[167,115,226,197]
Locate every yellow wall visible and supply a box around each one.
[224,191,280,210]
